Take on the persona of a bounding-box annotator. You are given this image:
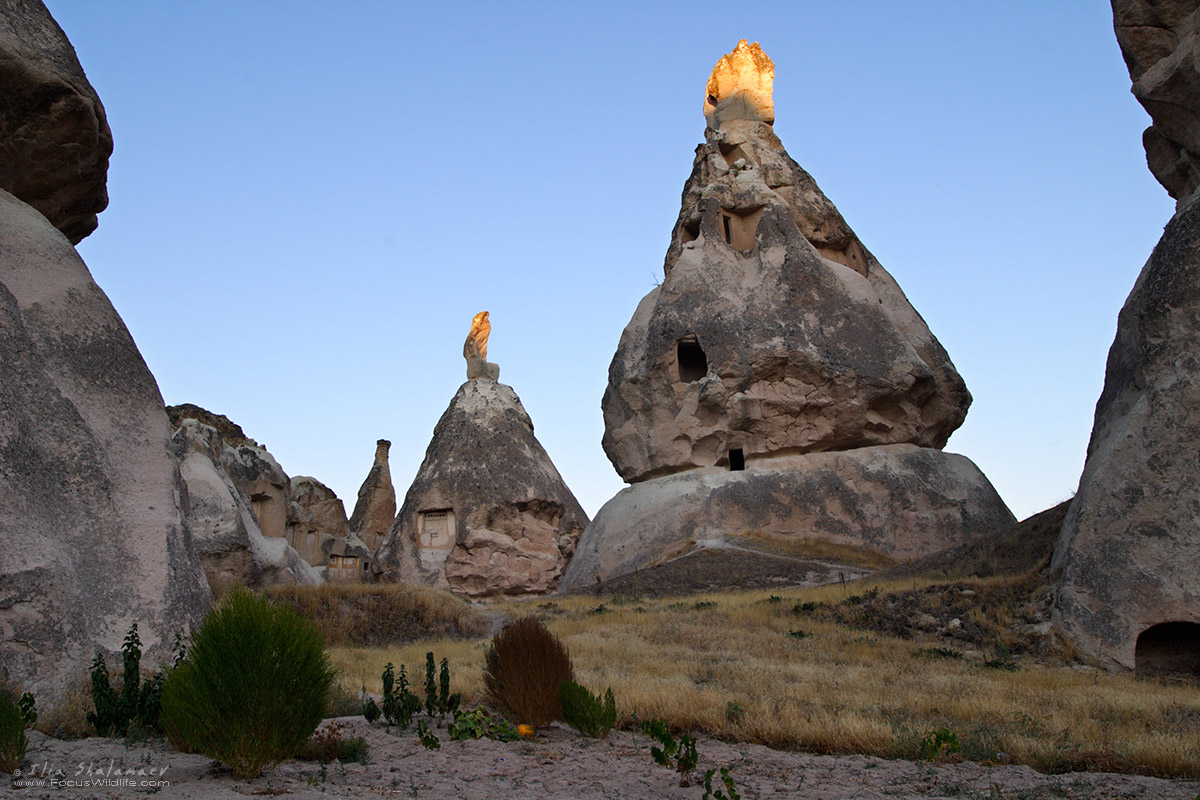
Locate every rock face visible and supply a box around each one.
[562,445,1013,592]
[570,41,1008,591]
[1113,0,1200,203]
[0,4,208,699]
[1051,4,1200,673]
[0,0,112,243]
[602,45,970,484]
[348,439,396,553]
[171,417,320,588]
[288,475,352,567]
[373,379,589,597]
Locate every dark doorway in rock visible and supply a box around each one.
[677,337,708,382]
[1135,621,1200,679]
[729,448,745,471]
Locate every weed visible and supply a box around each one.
[642,718,699,786]
[590,604,609,614]
[0,692,26,774]
[847,595,864,605]
[379,663,421,729]
[160,587,335,779]
[788,629,808,639]
[86,623,167,737]
[484,617,574,727]
[560,680,617,738]
[702,766,741,800]
[983,644,1019,672]
[724,701,744,725]
[297,721,369,764]
[766,595,782,604]
[693,601,718,610]
[363,697,381,723]
[921,728,962,762]
[918,647,965,660]
[448,707,520,742]
[416,719,440,750]
[16,693,35,728]
[793,602,817,614]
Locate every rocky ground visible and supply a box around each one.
[5,717,1198,800]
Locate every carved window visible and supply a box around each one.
[677,336,708,383]
[418,509,456,549]
[729,448,745,471]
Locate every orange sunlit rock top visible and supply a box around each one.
[703,39,775,129]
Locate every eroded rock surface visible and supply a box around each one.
[562,446,1013,592]
[348,439,396,553]
[373,380,588,597]
[0,0,111,243]
[289,475,352,566]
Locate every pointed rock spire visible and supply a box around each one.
[348,439,397,553]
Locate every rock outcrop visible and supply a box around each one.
[569,41,1009,591]
[171,417,320,588]
[1051,0,1200,675]
[1113,0,1200,204]
[373,376,589,597]
[288,475,352,566]
[0,2,208,698]
[348,439,396,553]
[0,0,112,243]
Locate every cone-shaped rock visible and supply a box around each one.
[1051,0,1200,676]
[373,380,589,597]
[348,439,397,553]
[603,45,970,483]
[568,41,1010,591]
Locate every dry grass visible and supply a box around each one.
[330,580,1200,779]
[266,583,488,647]
[728,530,897,570]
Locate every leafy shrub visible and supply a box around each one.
[161,587,335,779]
[483,617,573,727]
[17,693,36,728]
[642,718,699,786]
[447,707,520,742]
[703,766,741,800]
[0,692,26,774]
[424,653,460,717]
[559,680,616,738]
[416,720,440,750]
[297,721,369,765]
[920,728,961,761]
[86,624,167,737]
[378,663,421,728]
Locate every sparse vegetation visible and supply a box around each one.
[0,691,26,774]
[161,587,335,779]
[643,718,700,786]
[447,707,520,742]
[560,680,617,738]
[266,583,487,646]
[86,623,169,737]
[483,617,574,727]
[728,530,897,570]
[297,720,369,764]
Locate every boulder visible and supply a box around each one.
[602,45,970,484]
[373,379,589,597]
[0,188,211,697]
[1049,0,1200,676]
[561,445,1014,592]
[288,475,352,567]
[0,0,111,243]
[172,418,320,588]
[1113,0,1200,203]
[347,439,396,553]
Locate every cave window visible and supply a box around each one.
[722,214,732,244]
[1135,621,1200,678]
[729,448,745,471]
[677,337,708,382]
[418,509,456,549]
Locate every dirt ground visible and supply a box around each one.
[5,717,1198,800]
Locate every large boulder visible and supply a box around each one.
[373,379,589,597]
[347,439,396,553]
[171,418,320,588]
[0,188,210,697]
[1113,0,1200,203]
[602,43,970,484]
[1049,0,1200,676]
[0,0,111,243]
[562,445,1013,592]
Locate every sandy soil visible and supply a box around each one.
[5,717,1198,800]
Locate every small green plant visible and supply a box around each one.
[447,707,520,742]
[724,701,744,725]
[424,653,437,716]
[983,644,1019,671]
[17,693,36,728]
[416,719,440,750]
[483,617,574,727]
[0,692,27,774]
[703,766,741,800]
[559,680,616,738]
[793,602,817,614]
[920,728,961,761]
[363,697,381,723]
[380,663,421,728]
[419,654,459,717]
[297,721,369,764]
[847,594,864,605]
[642,718,699,786]
[86,623,165,737]
[160,587,335,779]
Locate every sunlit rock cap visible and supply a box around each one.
[704,39,775,129]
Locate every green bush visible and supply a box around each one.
[161,587,335,778]
[0,692,26,774]
[483,617,573,727]
[86,624,166,737]
[559,680,616,738]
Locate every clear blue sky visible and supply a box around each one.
[45,1,1173,522]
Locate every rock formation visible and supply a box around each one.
[373,319,588,596]
[348,439,397,553]
[1050,0,1200,675]
[464,310,500,381]
[564,41,1011,591]
[0,2,209,698]
[288,475,352,566]
[171,418,320,588]
[0,0,112,243]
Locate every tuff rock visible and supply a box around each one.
[348,439,396,553]
[372,380,588,597]
[0,0,111,243]
[288,475,352,567]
